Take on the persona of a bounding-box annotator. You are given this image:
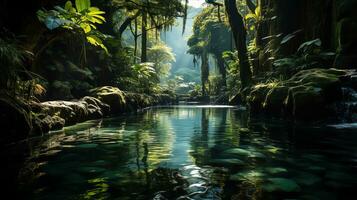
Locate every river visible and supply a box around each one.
[1,106,356,199]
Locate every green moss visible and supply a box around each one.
[248,68,349,120]
[90,86,126,113]
[263,86,289,114]
[248,84,271,113]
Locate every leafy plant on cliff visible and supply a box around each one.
[273,39,336,78]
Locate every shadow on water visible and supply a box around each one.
[1,106,357,199]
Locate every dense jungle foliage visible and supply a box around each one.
[1,0,357,141]
[1,1,357,199]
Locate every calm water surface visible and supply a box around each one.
[2,106,357,199]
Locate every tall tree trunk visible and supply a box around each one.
[201,52,209,96]
[224,0,252,89]
[216,55,226,88]
[119,11,140,39]
[134,18,138,63]
[141,10,147,63]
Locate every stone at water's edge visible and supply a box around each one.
[0,86,177,145]
[89,86,126,114]
[247,68,357,120]
[263,86,289,115]
[89,86,176,113]
[30,95,109,132]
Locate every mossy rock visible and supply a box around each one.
[82,96,110,118]
[249,68,349,120]
[285,69,344,119]
[90,86,126,114]
[40,101,88,126]
[37,115,65,131]
[125,92,156,110]
[263,86,289,115]
[285,85,326,119]
[288,68,345,90]
[248,84,272,113]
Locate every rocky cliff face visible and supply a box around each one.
[257,0,357,70]
[334,0,357,69]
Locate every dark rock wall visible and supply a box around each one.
[257,0,357,69]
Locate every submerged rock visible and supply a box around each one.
[230,170,265,182]
[265,167,287,174]
[262,178,301,193]
[210,158,245,166]
[295,172,321,186]
[223,148,251,156]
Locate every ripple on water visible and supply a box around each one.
[12,107,357,200]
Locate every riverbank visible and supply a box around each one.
[0,86,177,146]
[244,68,357,122]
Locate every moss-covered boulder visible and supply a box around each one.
[39,101,88,125]
[90,86,126,114]
[285,68,345,119]
[248,68,352,120]
[82,96,110,118]
[153,93,176,105]
[247,84,272,113]
[263,86,289,115]
[285,86,326,119]
[32,114,65,133]
[31,96,109,132]
[288,68,345,102]
[125,92,155,111]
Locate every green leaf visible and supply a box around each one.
[280,33,296,44]
[88,7,99,12]
[297,39,322,54]
[86,35,102,46]
[87,16,104,24]
[245,13,257,20]
[75,0,91,12]
[88,8,105,15]
[99,44,108,54]
[64,1,73,11]
[80,23,91,33]
[90,14,106,22]
[255,6,261,16]
[44,16,71,30]
[86,35,108,54]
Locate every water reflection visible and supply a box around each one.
[1,106,357,199]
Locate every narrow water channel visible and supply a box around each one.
[2,106,357,199]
